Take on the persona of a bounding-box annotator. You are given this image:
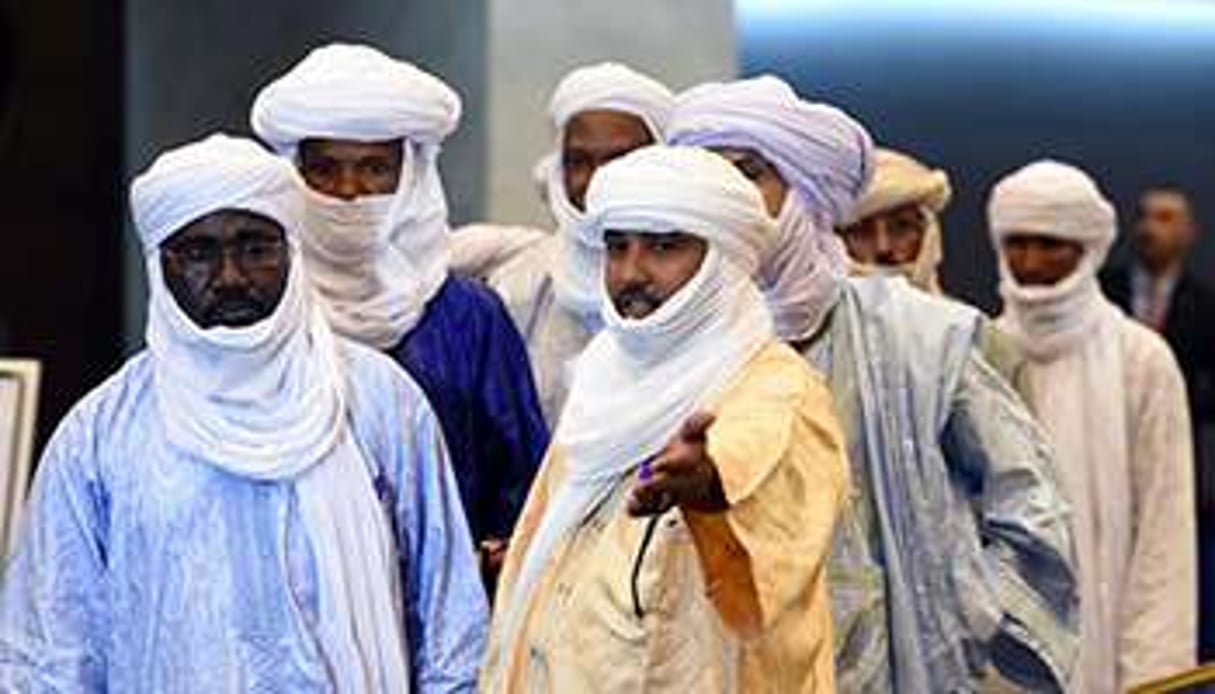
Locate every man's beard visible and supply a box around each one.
[612,284,665,319]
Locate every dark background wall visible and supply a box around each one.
[0,0,124,445]
[738,1,1215,312]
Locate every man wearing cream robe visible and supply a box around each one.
[989,160,1196,692]
[482,146,847,693]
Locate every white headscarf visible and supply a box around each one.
[251,43,460,350]
[494,145,776,659]
[131,134,410,693]
[545,62,675,323]
[843,147,952,293]
[988,160,1141,694]
[668,75,875,342]
[989,159,1116,360]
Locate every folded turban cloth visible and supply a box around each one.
[989,159,1115,259]
[846,148,952,225]
[549,61,675,139]
[131,134,303,251]
[250,43,460,156]
[668,75,873,227]
[581,144,774,277]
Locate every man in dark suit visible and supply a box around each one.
[1102,184,1215,662]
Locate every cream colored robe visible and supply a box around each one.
[482,342,848,692]
[1011,303,1196,691]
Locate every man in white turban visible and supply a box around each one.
[449,62,674,427]
[989,160,1196,692]
[669,76,1077,692]
[481,146,848,692]
[0,134,487,691]
[839,147,1033,399]
[251,43,548,582]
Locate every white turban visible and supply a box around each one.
[668,75,874,341]
[131,134,303,251]
[131,133,410,691]
[989,160,1115,259]
[844,147,953,292]
[545,62,675,324]
[581,144,774,276]
[988,159,1118,358]
[494,146,775,663]
[549,61,674,140]
[251,43,458,350]
[250,43,460,157]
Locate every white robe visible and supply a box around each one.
[1010,301,1196,691]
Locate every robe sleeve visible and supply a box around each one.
[0,411,109,692]
[472,291,549,541]
[687,355,848,637]
[1119,337,1196,687]
[449,224,548,281]
[943,352,1079,691]
[393,391,490,693]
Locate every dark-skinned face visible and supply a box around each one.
[604,231,708,319]
[839,203,928,266]
[298,138,404,200]
[1002,233,1085,287]
[160,210,290,328]
[562,110,654,211]
[711,147,788,218]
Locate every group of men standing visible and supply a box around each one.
[0,41,1205,693]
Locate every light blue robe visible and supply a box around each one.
[809,277,1078,693]
[0,339,488,693]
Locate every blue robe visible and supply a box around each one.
[388,276,548,543]
[0,340,487,692]
[809,278,1078,693]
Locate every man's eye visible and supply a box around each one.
[839,224,864,240]
[242,241,277,259]
[364,160,394,177]
[304,160,336,177]
[563,152,590,170]
[177,243,217,263]
[649,236,685,253]
[732,160,763,181]
[603,234,626,253]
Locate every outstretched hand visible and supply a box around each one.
[627,412,728,517]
